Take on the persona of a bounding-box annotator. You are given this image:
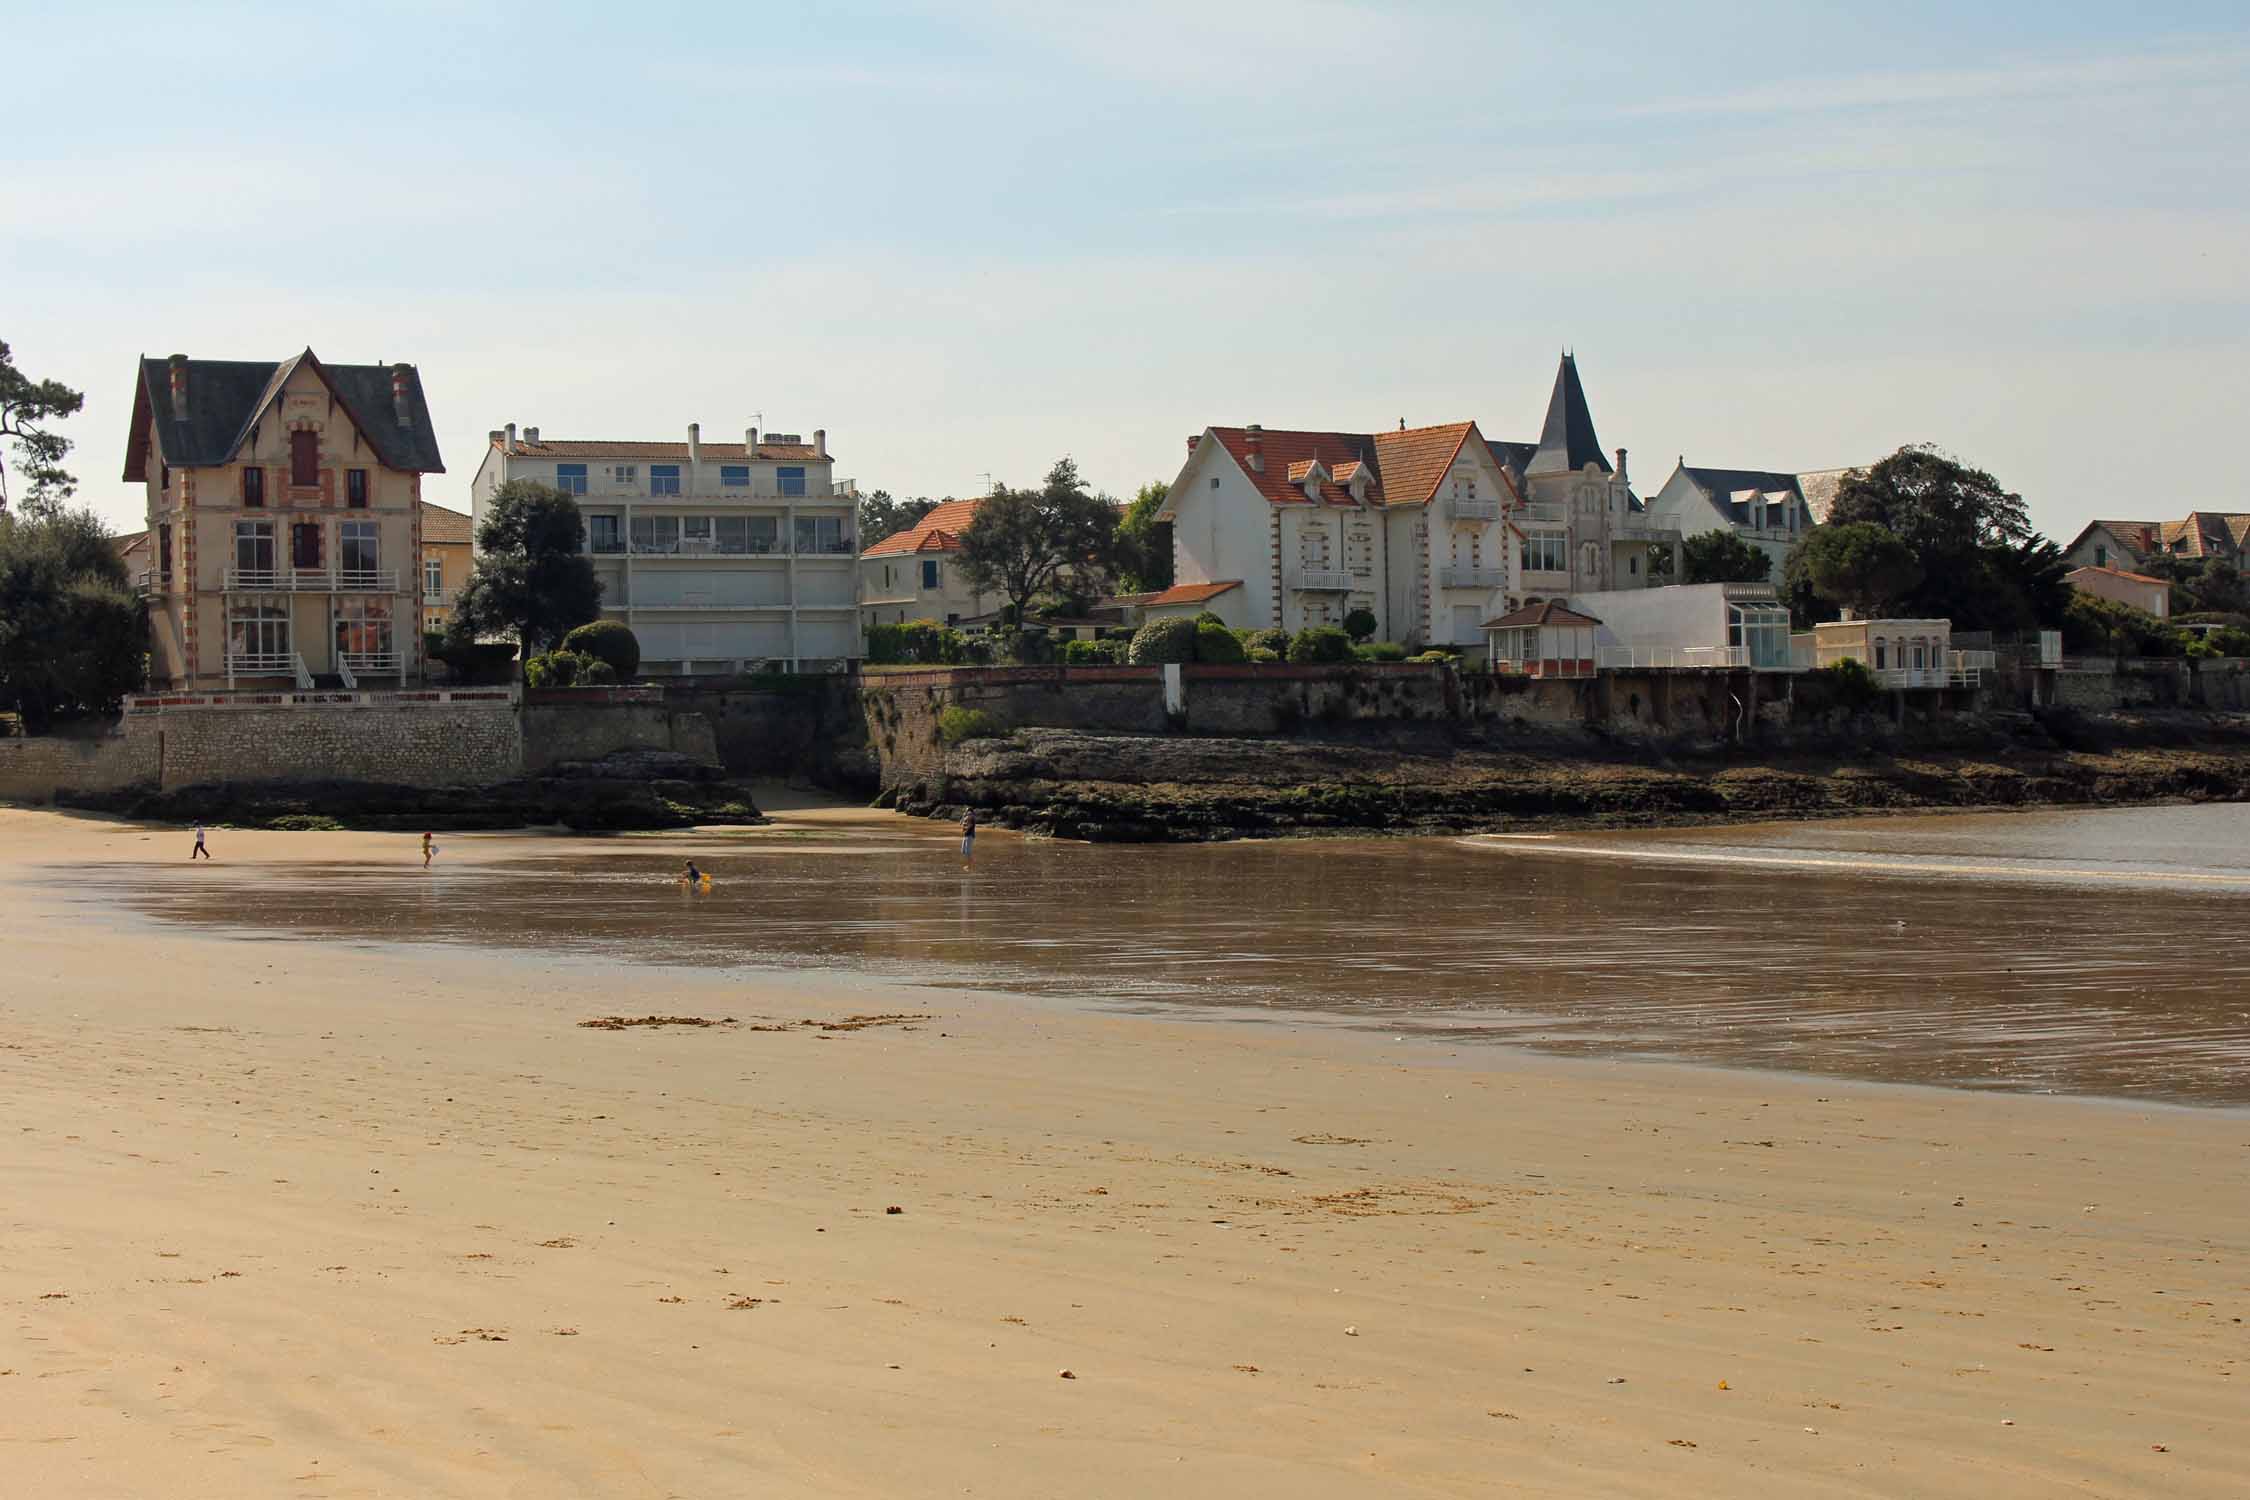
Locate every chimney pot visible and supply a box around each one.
[390,362,412,426]
[814,428,827,458]
[488,429,504,446]
[523,426,538,444]
[687,422,702,465]
[746,425,758,453]
[1186,433,1200,457]
[505,422,518,453]
[1615,447,1629,484]
[1244,425,1263,473]
[167,353,189,421]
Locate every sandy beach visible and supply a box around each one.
[2,807,2244,1497]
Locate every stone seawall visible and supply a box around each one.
[522,691,720,773]
[152,698,523,789]
[0,731,158,805]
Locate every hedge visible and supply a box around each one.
[1286,625,1354,664]
[561,619,642,680]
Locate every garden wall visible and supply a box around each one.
[521,689,720,772]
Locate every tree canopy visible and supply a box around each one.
[1800,522,1924,618]
[0,339,85,516]
[957,458,1118,627]
[0,506,142,728]
[857,490,940,549]
[1676,530,1773,585]
[448,481,603,659]
[1114,480,1173,594]
[1822,445,2062,628]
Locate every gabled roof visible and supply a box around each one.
[1794,467,1863,525]
[1486,439,1540,475]
[1203,422,1480,509]
[2159,512,2250,560]
[861,497,983,558]
[1681,466,1803,500]
[498,437,826,462]
[1145,580,1242,607]
[124,349,444,480]
[2067,564,2169,587]
[1484,600,1601,629]
[1526,354,1610,477]
[420,502,474,546]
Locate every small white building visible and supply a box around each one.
[1483,601,1599,678]
[470,422,859,672]
[2065,564,2171,620]
[1564,582,1796,670]
[1812,617,1970,687]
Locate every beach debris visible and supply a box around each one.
[885,1205,903,1215]
[552,1328,579,1336]
[2001,1419,2015,1426]
[1668,1439,1698,1449]
[1607,1377,1627,1385]
[1058,1369,1076,1380]
[578,1015,738,1031]
[1344,1325,1359,1337]
[1718,1380,1730,1390]
[1293,1133,1372,1147]
[538,1237,577,1249]
[1233,1364,1260,1374]
[1487,1411,1520,1421]
[2152,1444,2169,1453]
[434,1328,508,1344]
[726,1296,767,1311]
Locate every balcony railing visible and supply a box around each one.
[1446,495,1501,521]
[1289,568,1355,592]
[1518,504,1567,527]
[340,651,404,678]
[609,540,856,558]
[1440,565,1504,589]
[225,651,313,689]
[422,588,455,607]
[222,566,400,593]
[1614,517,1682,541]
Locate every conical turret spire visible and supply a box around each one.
[1527,353,1611,477]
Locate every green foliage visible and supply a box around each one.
[2184,636,2219,660]
[429,640,520,685]
[857,490,939,548]
[1286,625,1354,664]
[1822,445,2069,629]
[1195,620,1246,663]
[1353,641,1409,662]
[1114,480,1174,594]
[523,649,618,688]
[1409,650,1453,663]
[1807,657,1882,710]
[1801,522,1924,618]
[267,813,345,832]
[1246,646,1282,663]
[2132,556,2245,618]
[1239,626,1289,657]
[994,627,1055,665]
[1342,607,1378,643]
[1062,638,1128,665]
[1128,615,1200,664]
[1680,529,1773,585]
[866,619,969,665]
[0,506,143,728]
[2209,626,2250,657]
[2061,592,2172,656]
[449,481,603,659]
[936,705,1008,744]
[957,459,1119,629]
[0,338,86,513]
[561,619,641,680]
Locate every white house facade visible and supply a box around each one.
[469,422,859,672]
[857,498,997,632]
[1643,463,1827,577]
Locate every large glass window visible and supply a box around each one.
[650,464,682,496]
[587,514,623,554]
[1520,532,1567,572]
[554,463,588,495]
[681,516,713,549]
[715,516,751,554]
[424,558,444,597]
[720,465,750,488]
[234,520,276,582]
[777,466,806,498]
[793,515,846,554]
[158,524,173,582]
[340,521,380,580]
[335,596,395,665]
[631,515,680,554]
[747,515,780,553]
[291,522,324,572]
[227,596,291,668]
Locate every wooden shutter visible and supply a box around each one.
[290,431,319,486]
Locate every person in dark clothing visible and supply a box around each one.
[960,809,977,869]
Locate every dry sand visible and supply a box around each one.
[1,807,2244,1497]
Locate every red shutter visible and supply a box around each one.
[291,431,319,486]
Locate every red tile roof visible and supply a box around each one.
[419,501,474,546]
[1146,580,1242,607]
[1204,422,1481,509]
[496,437,827,462]
[861,497,984,558]
[1483,600,1601,629]
[2068,564,2169,587]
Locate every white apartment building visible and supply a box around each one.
[469,422,859,672]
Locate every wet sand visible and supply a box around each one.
[2,808,2246,1497]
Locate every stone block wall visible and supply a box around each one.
[0,731,158,804]
[521,701,719,772]
[153,700,522,788]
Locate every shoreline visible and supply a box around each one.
[4,808,2247,1496]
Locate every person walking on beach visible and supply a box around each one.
[421,832,435,869]
[191,823,210,860]
[959,808,977,870]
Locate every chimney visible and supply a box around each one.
[167,353,189,421]
[746,425,758,453]
[390,362,412,426]
[1186,433,1200,457]
[814,428,827,458]
[488,429,504,448]
[1615,447,1628,484]
[505,422,517,453]
[523,426,539,444]
[687,422,701,464]
[1245,423,1263,473]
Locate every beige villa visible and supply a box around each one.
[124,349,443,689]
[419,502,474,633]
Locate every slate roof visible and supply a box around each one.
[861,497,984,558]
[419,502,474,546]
[500,437,826,462]
[1483,600,1602,630]
[1527,355,1611,476]
[1486,439,1540,475]
[1794,467,1863,525]
[123,350,444,481]
[1203,423,1479,509]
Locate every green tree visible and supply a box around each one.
[858,490,939,548]
[0,507,143,728]
[449,481,603,660]
[0,339,86,515]
[1824,445,2043,628]
[1115,480,1173,593]
[1801,522,1924,619]
[1678,530,1773,585]
[1342,607,1378,642]
[957,458,1118,630]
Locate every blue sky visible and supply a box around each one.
[6,1,2247,543]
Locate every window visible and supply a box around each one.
[921,559,940,590]
[1520,533,1567,573]
[777,466,806,498]
[1913,642,1926,671]
[1875,639,1887,669]
[424,558,444,597]
[720,465,750,488]
[587,514,623,554]
[234,520,276,581]
[242,467,265,507]
[1628,555,1639,576]
[346,469,368,508]
[340,521,380,580]
[158,524,172,582]
[2094,545,2107,567]
[291,522,323,572]
[1210,477,1220,489]
[335,596,394,665]
[160,464,170,490]
[630,515,680,554]
[227,597,291,666]
[680,515,713,548]
[794,515,846,554]
[290,430,319,487]
[612,465,637,484]
[555,463,588,495]
[650,464,681,496]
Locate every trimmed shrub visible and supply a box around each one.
[1353,641,1408,662]
[997,627,1055,665]
[1286,625,1354,664]
[429,639,521,685]
[2210,626,2250,656]
[937,705,1008,744]
[1129,615,1200,664]
[1807,657,1881,711]
[1195,610,1226,628]
[867,619,968,665]
[1342,607,1378,643]
[1195,620,1246,663]
[1240,627,1289,657]
[1409,650,1453,663]
[2184,635,2218,660]
[561,619,642,680]
[1246,646,1282,663]
[1062,638,1127,665]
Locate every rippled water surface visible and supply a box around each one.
[76,803,2250,1107]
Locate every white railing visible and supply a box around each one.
[1615,518,1682,541]
[1440,566,1504,590]
[618,541,847,558]
[340,651,404,678]
[1518,504,1567,527]
[133,569,159,597]
[1597,644,1798,671]
[1289,569,1355,591]
[222,566,401,593]
[1446,495,1500,521]
[224,651,297,679]
[422,588,455,607]
[335,655,356,690]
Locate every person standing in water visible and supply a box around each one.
[682,858,704,887]
[421,832,435,869]
[959,808,977,869]
[191,823,210,860]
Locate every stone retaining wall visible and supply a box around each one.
[152,699,523,788]
[0,732,158,804]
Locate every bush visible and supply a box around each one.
[1246,646,1282,663]
[997,627,1055,665]
[2062,593,2169,656]
[866,619,969,665]
[1128,615,1200,664]
[2184,635,2218,660]
[937,705,1008,744]
[1062,638,1127,665]
[1808,657,1881,710]
[1342,607,1378,643]
[2210,626,2250,657]
[430,640,521,685]
[1286,625,1354,664]
[1240,627,1289,658]
[524,650,618,688]
[1409,650,1453,663]
[1195,610,1226,627]
[1354,641,1408,662]
[1195,620,1246,663]
[561,619,642,680]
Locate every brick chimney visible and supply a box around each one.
[1186,433,1199,457]
[687,422,701,463]
[1245,423,1263,473]
[1615,447,1628,484]
[167,354,189,421]
[391,362,413,426]
[814,428,827,459]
